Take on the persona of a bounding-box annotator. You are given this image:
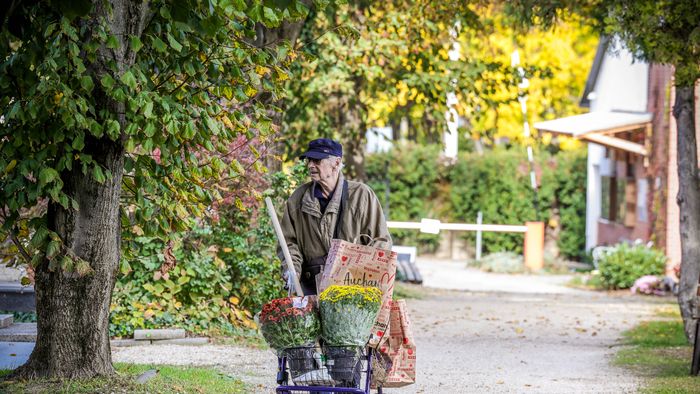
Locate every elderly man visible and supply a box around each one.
[278,138,392,295]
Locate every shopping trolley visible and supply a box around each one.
[276,344,383,394]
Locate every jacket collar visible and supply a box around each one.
[301,173,345,218]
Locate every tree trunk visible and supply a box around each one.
[14,138,125,379]
[674,85,700,342]
[12,0,149,378]
[340,77,368,182]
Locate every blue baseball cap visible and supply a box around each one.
[300,138,343,160]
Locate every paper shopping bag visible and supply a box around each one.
[319,238,397,347]
[372,299,416,388]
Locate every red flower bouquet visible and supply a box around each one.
[259,296,320,353]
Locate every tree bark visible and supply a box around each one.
[673,85,700,342]
[14,138,125,379]
[340,87,368,181]
[253,1,313,173]
[12,0,149,379]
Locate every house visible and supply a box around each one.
[534,36,699,270]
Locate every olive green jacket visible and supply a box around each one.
[277,173,392,278]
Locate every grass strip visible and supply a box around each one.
[0,363,248,393]
[615,312,699,393]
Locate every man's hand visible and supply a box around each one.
[282,270,290,290]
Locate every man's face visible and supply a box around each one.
[306,157,338,182]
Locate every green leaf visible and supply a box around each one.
[100,74,115,89]
[30,227,49,249]
[143,122,156,137]
[184,62,196,76]
[80,76,94,92]
[39,168,59,186]
[3,160,17,174]
[205,116,219,135]
[167,33,183,52]
[93,165,106,184]
[143,101,154,118]
[61,255,75,272]
[46,240,61,260]
[152,36,167,53]
[106,35,120,50]
[262,7,280,26]
[105,119,121,137]
[89,120,103,138]
[120,71,137,90]
[120,259,131,275]
[129,35,143,53]
[72,133,85,150]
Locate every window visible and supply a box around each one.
[601,175,632,225]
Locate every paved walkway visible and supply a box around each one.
[415,258,584,294]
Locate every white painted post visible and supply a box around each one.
[443,21,461,160]
[476,211,483,261]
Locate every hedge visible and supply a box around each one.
[366,144,587,260]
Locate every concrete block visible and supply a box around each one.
[0,314,13,328]
[110,339,142,347]
[0,323,36,342]
[134,328,186,341]
[150,337,209,346]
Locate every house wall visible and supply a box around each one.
[646,65,672,253]
[585,44,649,250]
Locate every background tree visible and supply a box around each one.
[283,1,505,180]
[0,0,309,379]
[283,1,593,180]
[507,0,700,342]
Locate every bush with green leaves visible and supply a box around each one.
[597,243,667,289]
[366,142,444,252]
[110,163,308,337]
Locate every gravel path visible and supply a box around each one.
[113,261,670,393]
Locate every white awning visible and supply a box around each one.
[534,111,652,156]
[534,111,652,137]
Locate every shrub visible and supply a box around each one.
[366,142,444,252]
[472,252,525,274]
[597,243,667,289]
[367,144,586,259]
[110,162,307,337]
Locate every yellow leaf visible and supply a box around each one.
[132,225,144,236]
[223,247,232,253]
[515,327,524,334]
[228,296,240,305]
[4,160,17,174]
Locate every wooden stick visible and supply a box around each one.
[265,197,303,297]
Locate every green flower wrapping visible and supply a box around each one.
[259,296,320,353]
[319,285,382,346]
